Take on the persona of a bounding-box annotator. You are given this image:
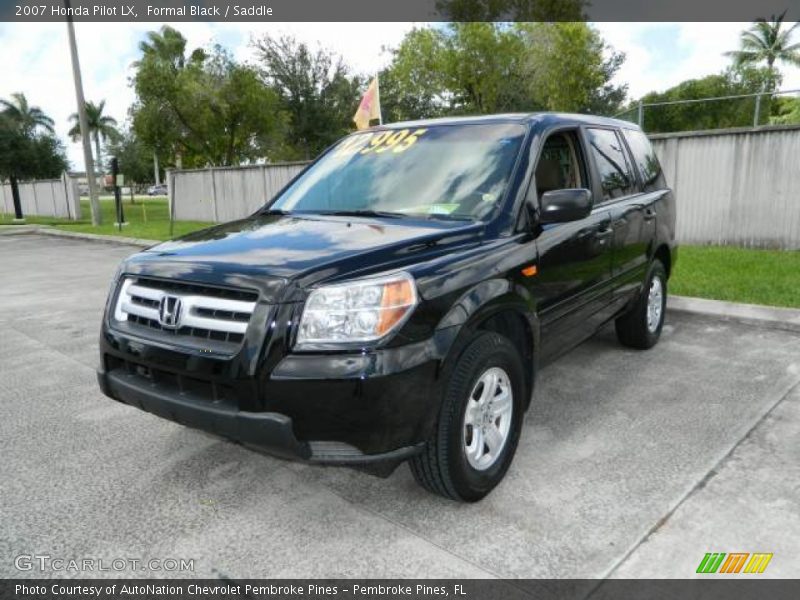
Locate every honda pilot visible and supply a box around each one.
[98,113,677,501]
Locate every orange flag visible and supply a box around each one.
[353,76,382,130]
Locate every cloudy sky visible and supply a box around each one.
[2,21,799,171]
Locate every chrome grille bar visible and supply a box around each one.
[113,277,257,342]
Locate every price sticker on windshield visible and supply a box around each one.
[333,128,428,159]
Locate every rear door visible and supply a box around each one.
[584,127,653,312]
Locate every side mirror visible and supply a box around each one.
[538,188,592,224]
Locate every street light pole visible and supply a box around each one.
[64,0,102,225]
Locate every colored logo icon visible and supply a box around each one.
[696,552,773,574]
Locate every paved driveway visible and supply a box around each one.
[1,233,799,581]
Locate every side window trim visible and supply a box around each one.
[621,127,662,190]
[615,128,645,195]
[522,126,591,212]
[585,126,638,205]
[533,128,590,197]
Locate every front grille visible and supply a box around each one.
[131,278,258,302]
[126,313,245,344]
[112,277,258,350]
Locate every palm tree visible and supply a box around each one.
[0,92,55,136]
[68,100,119,172]
[136,25,206,71]
[135,26,206,176]
[726,12,800,90]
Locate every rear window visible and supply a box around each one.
[622,129,663,189]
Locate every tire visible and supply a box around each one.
[615,259,667,349]
[410,332,525,502]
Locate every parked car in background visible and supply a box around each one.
[147,184,168,196]
[98,113,677,501]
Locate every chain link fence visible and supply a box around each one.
[616,88,800,131]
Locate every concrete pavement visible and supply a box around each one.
[1,233,798,581]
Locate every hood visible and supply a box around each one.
[124,214,482,301]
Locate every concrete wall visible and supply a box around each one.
[651,125,800,249]
[170,162,308,223]
[167,128,800,250]
[0,173,81,220]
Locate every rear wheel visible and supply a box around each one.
[615,259,667,349]
[410,332,525,502]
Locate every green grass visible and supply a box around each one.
[0,197,212,240]
[670,245,800,309]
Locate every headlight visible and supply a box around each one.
[296,272,418,346]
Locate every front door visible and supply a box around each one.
[524,129,615,362]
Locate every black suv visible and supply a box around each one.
[98,113,676,502]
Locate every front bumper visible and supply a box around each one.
[97,327,446,471]
[98,368,311,460]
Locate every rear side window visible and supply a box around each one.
[586,128,635,201]
[623,128,663,189]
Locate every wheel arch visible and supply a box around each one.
[654,243,672,279]
[434,280,539,410]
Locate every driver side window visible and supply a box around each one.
[535,131,586,199]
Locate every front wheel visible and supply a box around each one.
[409,332,525,502]
[615,259,667,349]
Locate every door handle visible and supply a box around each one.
[595,228,613,247]
[643,208,657,221]
[596,227,614,238]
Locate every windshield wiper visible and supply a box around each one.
[425,212,474,222]
[317,209,406,219]
[260,208,293,216]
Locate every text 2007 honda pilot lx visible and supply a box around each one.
[98,113,676,501]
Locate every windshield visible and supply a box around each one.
[269,123,527,221]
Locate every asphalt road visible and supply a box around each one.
[1,233,799,581]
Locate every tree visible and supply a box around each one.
[0,118,69,180]
[68,100,119,174]
[0,112,68,219]
[380,24,526,118]
[0,95,67,179]
[770,96,800,124]
[518,22,627,114]
[378,28,451,122]
[444,23,530,113]
[0,115,27,219]
[253,35,362,159]
[0,92,55,136]
[380,23,627,121]
[184,48,288,165]
[105,129,155,190]
[725,12,800,91]
[436,0,586,20]
[133,25,207,171]
[631,66,777,133]
[27,134,70,178]
[132,37,287,167]
[137,24,206,71]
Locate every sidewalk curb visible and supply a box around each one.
[668,295,800,335]
[0,225,158,248]
[3,225,799,335]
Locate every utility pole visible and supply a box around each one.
[153,152,160,186]
[753,92,762,127]
[64,0,101,225]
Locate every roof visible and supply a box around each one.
[382,112,640,131]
